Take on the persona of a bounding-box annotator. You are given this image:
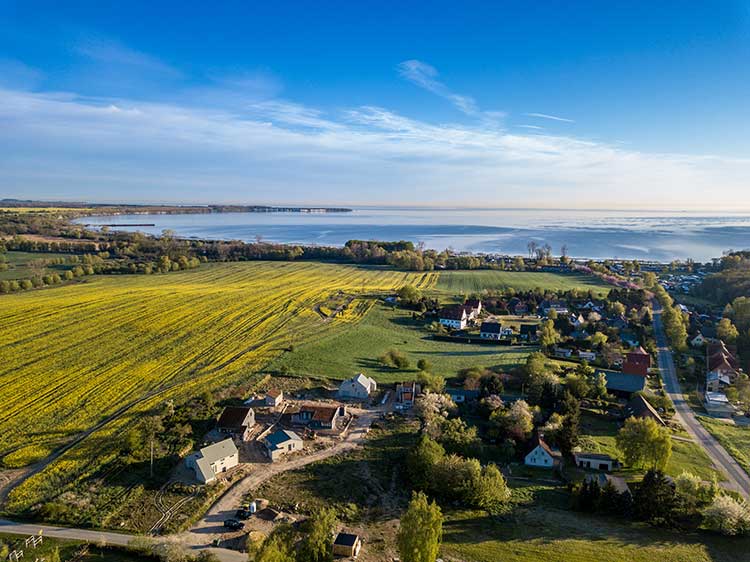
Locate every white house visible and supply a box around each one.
[464,299,482,318]
[338,373,377,400]
[578,350,597,361]
[691,333,706,348]
[263,429,304,462]
[439,306,469,329]
[524,435,561,468]
[553,347,573,359]
[186,438,239,484]
[704,391,735,418]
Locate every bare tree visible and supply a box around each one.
[527,241,538,259]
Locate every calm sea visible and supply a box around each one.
[79,208,750,262]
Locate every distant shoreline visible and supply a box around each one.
[0,199,353,215]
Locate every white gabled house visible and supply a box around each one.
[338,373,378,400]
[524,435,561,468]
[439,306,469,330]
[186,438,239,484]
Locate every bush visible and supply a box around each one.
[703,495,750,536]
[379,349,410,370]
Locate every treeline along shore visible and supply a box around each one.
[0,198,352,214]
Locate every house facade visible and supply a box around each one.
[396,381,421,408]
[292,405,345,429]
[574,452,619,471]
[338,373,377,400]
[186,438,239,484]
[439,306,469,329]
[216,406,255,441]
[524,435,561,468]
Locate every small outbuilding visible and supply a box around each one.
[333,532,362,558]
[574,452,619,471]
[704,392,735,418]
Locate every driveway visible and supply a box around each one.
[652,301,750,498]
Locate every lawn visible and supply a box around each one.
[435,270,610,296]
[254,420,748,562]
[698,416,750,475]
[269,303,535,383]
[442,500,750,562]
[0,250,70,280]
[3,261,435,514]
[578,412,722,481]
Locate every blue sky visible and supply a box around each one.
[1,1,749,208]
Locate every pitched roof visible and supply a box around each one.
[193,438,238,480]
[598,370,647,393]
[351,373,377,389]
[334,532,360,547]
[217,406,254,430]
[265,429,302,450]
[631,346,648,356]
[299,405,340,423]
[625,394,665,425]
[480,322,502,334]
[574,452,616,461]
[266,389,282,398]
[440,306,468,321]
[528,434,561,458]
[585,473,630,495]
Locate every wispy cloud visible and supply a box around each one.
[74,37,182,79]
[518,124,544,130]
[0,85,747,209]
[397,59,478,115]
[525,112,575,123]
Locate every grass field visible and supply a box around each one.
[254,417,748,562]
[269,303,534,382]
[578,412,722,481]
[435,270,611,296]
[442,502,750,562]
[698,416,750,475]
[1,262,435,511]
[0,251,70,280]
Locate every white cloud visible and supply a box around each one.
[525,112,575,123]
[0,87,748,209]
[74,37,182,79]
[397,59,484,117]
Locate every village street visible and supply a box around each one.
[653,301,750,499]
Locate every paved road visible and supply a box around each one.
[184,408,380,545]
[652,301,750,498]
[0,519,246,562]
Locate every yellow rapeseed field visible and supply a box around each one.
[1,261,435,509]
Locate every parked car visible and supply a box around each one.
[235,509,251,520]
[223,519,245,531]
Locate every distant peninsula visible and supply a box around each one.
[0,199,353,215]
